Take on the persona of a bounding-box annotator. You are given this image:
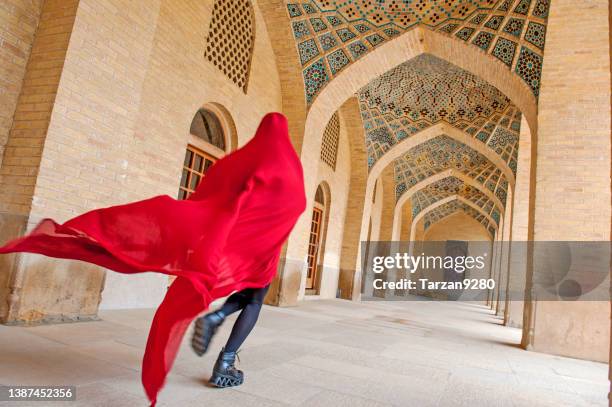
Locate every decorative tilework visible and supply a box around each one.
[348,41,369,59]
[292,21,311,39]
[472,31,494,51]
[327,49,350,74]
[491,209,501,224]
[383,27,401,37]
[286,0,550,104]
[439,23,459,34]
[484,15,504,30]
[470,14,487,25]
[455,27,475,41]
[509,158,517,174]
[487,126,518,156]
[524,22,546,50]
[298,39,320,65]
[368,126,394,146]
[492,37,517,67]
[396,182,407,198]
[476,131,490,143]
[319,32,338,51]
[495,179,508,203]
[497,0,513,12]
[287,3,302,17]
[302,2,317,14]
[394,135,498,190]
[513,0,532,15]
[315,0,492,28]
[310,17,327,32]
[532,0,550,18]
[358,54,515,165]
[366,34,385,47]
[410,176,464,213]
[408,176,501,219]
[303,58,329,104]
[354,23,370,33]
[336,28,356,42]
[515,46,543,96]
[326,15,342,26]
[503,18,525,37]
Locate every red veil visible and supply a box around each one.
[0,113,306,405]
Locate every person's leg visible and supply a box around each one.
[191,289,253,356]
[224,285,270,352]
[209,285,270,388]
[218,289,254,316]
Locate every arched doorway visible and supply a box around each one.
[305,184,329,295]
[178,106,233,199]
[171,105,234,286]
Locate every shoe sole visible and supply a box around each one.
[209,373,244,388]
[191,317,212,357]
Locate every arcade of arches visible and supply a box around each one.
[0,0,610,393]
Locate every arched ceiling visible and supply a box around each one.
[394,135,509,207]
[359,54,520,170]
[410,175,502,226]
[285,0,549,104]
[284,2,533,237]
[423,199,497,238]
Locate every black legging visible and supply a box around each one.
[217,285,270,352]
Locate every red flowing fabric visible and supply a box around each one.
[0,113,306,406]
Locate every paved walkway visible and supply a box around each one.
[0,299,608,406]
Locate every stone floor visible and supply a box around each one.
[0,299,608,406]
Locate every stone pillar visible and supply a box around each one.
[489,228,503,310]
[336,98,367,300]
[523,0,611,362]
[370,165,395,298]
[505,116,533,328]
[399,203,413,241]
[496,192,514,317]
[0,0,82,323]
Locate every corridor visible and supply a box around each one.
[0,299,607,406]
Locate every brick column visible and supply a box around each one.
[336,98,367,300]
[505,115,533,328]
[523,0,611,362]
[0,0,80,323]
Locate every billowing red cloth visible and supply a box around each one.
[0,113,306,405]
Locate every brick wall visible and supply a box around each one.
[0,0,43,169]
[1,0,284,320]
[526,0,611,362]
[0,0,80,323]
[302,110,351,300]
[0,0,77,216]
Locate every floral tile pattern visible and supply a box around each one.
[286,1,548,105]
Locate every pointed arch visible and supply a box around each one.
[409,195,499,242]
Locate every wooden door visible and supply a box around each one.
[306,206,323,289]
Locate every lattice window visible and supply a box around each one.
[320,112,340,170]
[204,0,255,92]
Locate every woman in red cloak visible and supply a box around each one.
[0,112,306,406]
